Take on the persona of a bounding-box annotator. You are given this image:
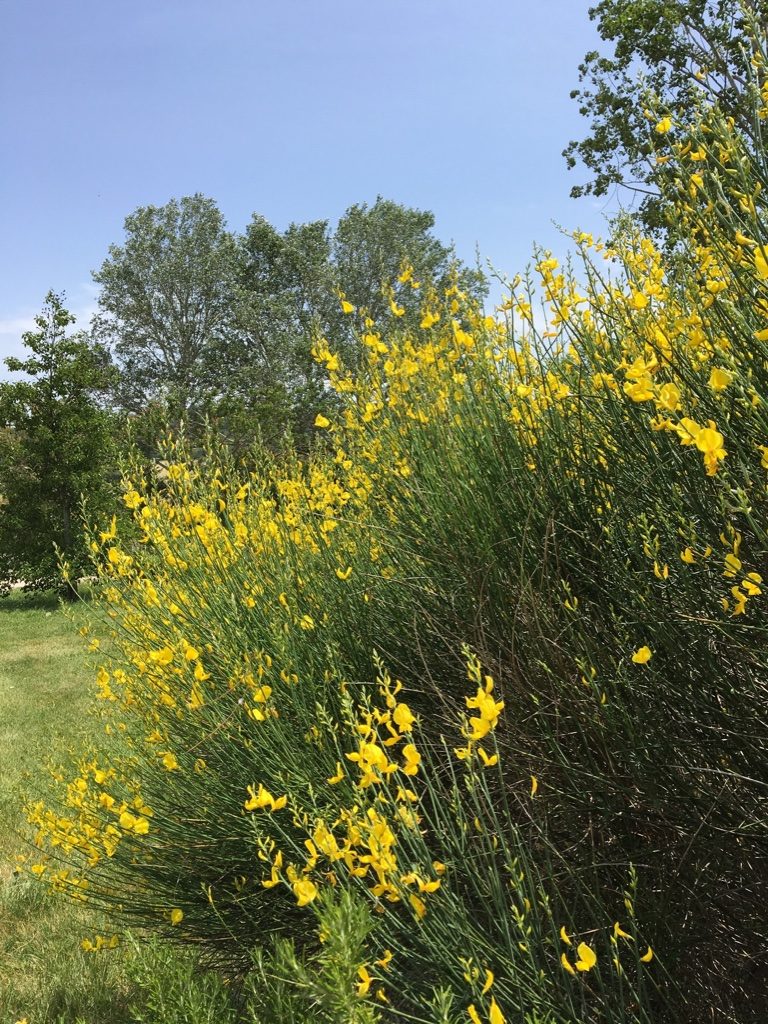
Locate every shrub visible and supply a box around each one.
[25,57,768,1024]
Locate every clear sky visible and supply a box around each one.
[0,0,621,364]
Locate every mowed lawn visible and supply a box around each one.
[0,591,133,1024]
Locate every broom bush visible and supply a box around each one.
[24,33,768,1023]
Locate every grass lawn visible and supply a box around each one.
[0,590,134,1024]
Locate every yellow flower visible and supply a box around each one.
[149,646,174,666]
[631,646,652,664]
[561,952,576,975]
[530,775,539,797]
[327,762,345,784]
[99,515,118,543]
[119,810,149,835]
[477,746,498,767]
[560,925,572,945]
[656,382,681,412]
[392,702,416,732]
[629,290,649,310]
[314,414,331,429]
[723,552,742,577]
[695,425,725,456]
[655,115,672,134]
[190,660,209,684]
[489,999,506,1024]
[261,850,283,889]
[160,751,179,771]
[244,784,287,812]
[467,1006,483,1024]
[356,965,372,997]
[401,743,421,776]
[169,908,184,925]
[335,566,353,580]
[743,572,763,596]
[340,299,355,314]
[409,892,427,919]
[481,968,494,994]
[754,247,768,280]
[376,948,393,970]
[613,921,632,939]
[123,489,142,509]
[292,876,318,906]
[708,367,732,392]
[575,942,597,971]
[640,945,654,962]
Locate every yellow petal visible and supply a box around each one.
[575,942,597,971]
[561,951,576,975]
[489,997,506,1024]
[481,968,494,995]
[631,646,652,664]
[640,945,654,963]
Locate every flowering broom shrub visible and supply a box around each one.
[24,44,768,1024]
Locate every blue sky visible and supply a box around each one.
[0,0,620,363]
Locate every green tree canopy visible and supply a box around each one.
[92,194,241,424]
[218,216,335,447]
[564,0,768,229]
[93,194,486,451]
[0,292,117,595]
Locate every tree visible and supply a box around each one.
[92,194,487,452]
[330,197,486,341]
[92,194,241,425]
[564,0,768,230]
[219,216,335,448]
[0,292,117,595]
[212,198,486,448]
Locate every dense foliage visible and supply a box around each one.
[93,195,485,452]
[565,0,768,229]
[0,292,116,595]
[23,57,768,1022]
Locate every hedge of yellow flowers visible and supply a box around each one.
[24,80,768,1023]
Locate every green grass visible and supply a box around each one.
[0,589,135,1024]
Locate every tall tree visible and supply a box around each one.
[92,194,240,424]
[564,0,768,230]
[0,292,116,595]
[218,216,334,447]
[331,196,486,334]
[92,194,486,452]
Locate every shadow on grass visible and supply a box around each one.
[0,586,96,613]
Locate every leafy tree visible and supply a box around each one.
[93,194,486,452]
[329,197,486,343]
[564,0,768,229]
[0,292,117,596]
[92,194,241,425]
[217,216,335,449]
